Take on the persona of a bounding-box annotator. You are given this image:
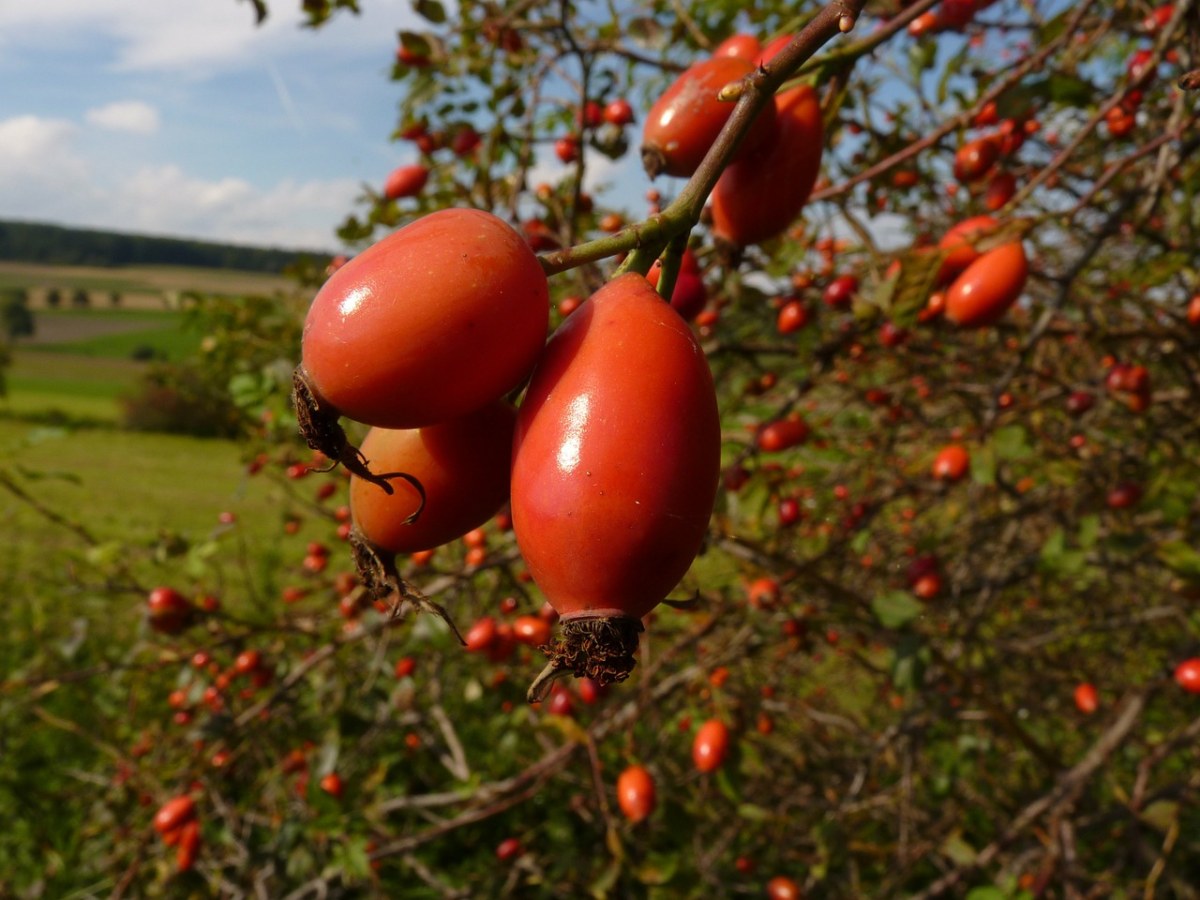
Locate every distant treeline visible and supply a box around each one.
[0,220,327,273]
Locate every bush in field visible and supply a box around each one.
[120,291,305,437]
[5,0,1200,897]
[119,363,243,436]
[0,289,34,341]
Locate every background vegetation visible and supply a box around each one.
[2,0,1199,897]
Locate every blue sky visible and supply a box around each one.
[0,0,437,251]
[0,0,639,253]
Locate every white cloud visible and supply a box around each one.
[86,100,160,135]
[0,115,87,185]
[103,164,359,248]
[0,115,353,250]
[0,0,416,74]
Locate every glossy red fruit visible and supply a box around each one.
[234,649,261,675]
[931,444,970,482]
[555,136,580,164]
[642,56,777,178]
[176,820,201,872]
[943,241,1028,327]
[746,577,781,609]
[776,300,809,334]
[667,272,709,321]
[766,875,803,900]
[603,98,635,126]
[383,164,429,200]
[692,719,731,773]
[822,274,859,309]
[757,416,809,452]
[1106,362,1150,396]
[912,572,943,600]
[547,686,575,716]
[495,837,524,861]
[464,616,498,653]
[1186,294,1200,327]
[953,136,999,183]
[349,401,514,554]
[777,497,801,528]
[714,33,762,61]
[1105,482,1143,510]
[1105,105,1136,139]
[711,85,823,248]
[1127,49,1157,84]
[147,587,194,635]
[984,169,1017,211]
[616,765,657,822]
[1174,658,1200,693]
[1065,390,1094,416]
[512,615,552,647]
[319,772,344,798]
[298,208,549,431]
[937,215,999,285]
[577,101,604,129]
[1143,4,1175,32]
[153,795,196,834]
[396,43,430,68]
[511,274,721,689]
[1074,682,1099,714]
[450,126,481,157]
[907,10,939,37]
[646,251,708,321]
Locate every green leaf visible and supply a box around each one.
[735,803,771,821]
[1039,528,1065,565]
[1140,800,1179,833]
[637,853,679,885]
[891,635,927,691]
[908,40,937,81]
[1042,73,1094,106]
[965,888,1006,900]
[883,248,942,327]
[971,444,996,486]
[872,591,924,629]
[942,831,977,866]
[993,425,1032,461]
[413,0,446,24]
[1077,514,1100,549]
[1042,7,1073,41]
[1157,541,1200,581]
[937,43,971,106]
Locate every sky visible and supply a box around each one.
[0,0,439,252]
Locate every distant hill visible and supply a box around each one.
[0,220,329,274]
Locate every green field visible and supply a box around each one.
[2,285,215,423]
[26,309,201,362]
[0,262,318,604]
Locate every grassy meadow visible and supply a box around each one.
[0,261,314,589]
[1,261,292,424]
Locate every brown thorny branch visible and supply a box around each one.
[27,2,1197,895]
